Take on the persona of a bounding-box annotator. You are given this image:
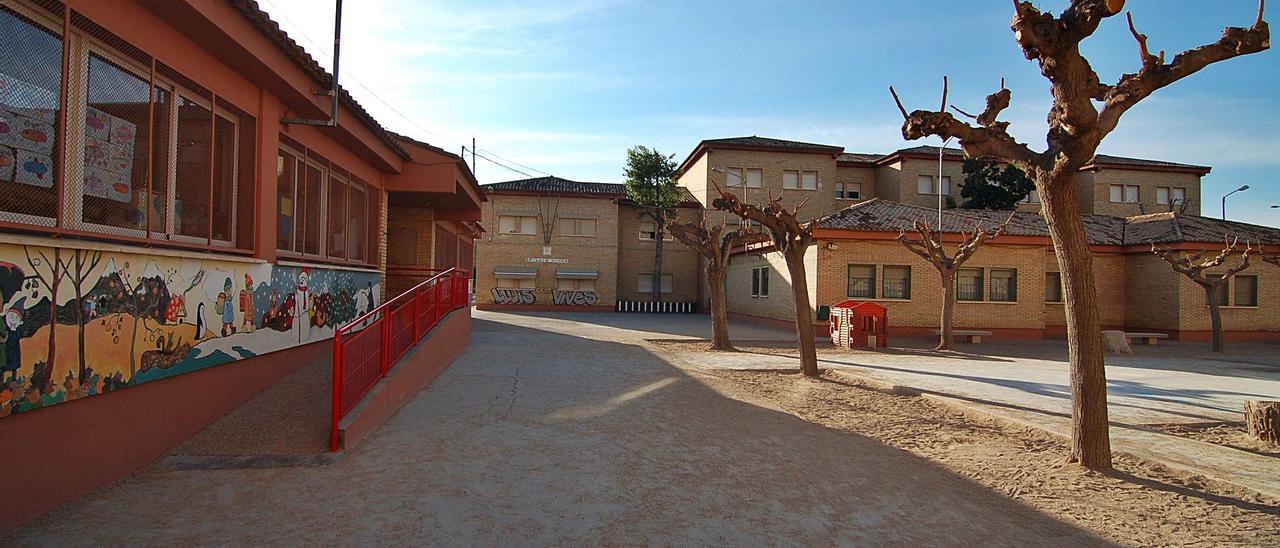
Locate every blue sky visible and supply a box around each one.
[261,0,1279,226]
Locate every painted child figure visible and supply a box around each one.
[239,274,256,333]
[218,277,236,337]
[0,299,25,383]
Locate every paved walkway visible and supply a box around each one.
[12,311,1104,545]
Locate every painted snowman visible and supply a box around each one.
[295,269,311,342]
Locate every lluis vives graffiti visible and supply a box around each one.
[0,242,379,418]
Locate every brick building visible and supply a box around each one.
[0,0,483,528]
[728,199,1280,341]
[475,176,701,311]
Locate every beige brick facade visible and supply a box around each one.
[616,204,702,303]
[1078,169,1204,217]
[678,149,841,225]
[725,246,818,321]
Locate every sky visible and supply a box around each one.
[258,0,1280,226]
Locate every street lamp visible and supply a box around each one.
[1222,185,1249,220]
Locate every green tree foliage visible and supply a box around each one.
[959,157,1034,210]
[624,146,682,302]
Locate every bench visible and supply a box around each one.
[932,329,994,344]
[1124,332,1169,346]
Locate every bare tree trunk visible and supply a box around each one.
[938,270,956,351]
[1204,283,1225,353]
[653,212,665,304]
[707,265,733,351]
[1041,179,1112,470]
[785,248,819,377]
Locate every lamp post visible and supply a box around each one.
[1221,185,1249,220]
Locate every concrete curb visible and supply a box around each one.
[825,369,1280,501]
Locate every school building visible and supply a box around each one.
[0,0,483,529]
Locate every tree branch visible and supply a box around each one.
[890,82,1038,173]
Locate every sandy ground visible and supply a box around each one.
[11,311,1278,545]
[696,368,1280,546]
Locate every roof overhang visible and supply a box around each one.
[678,141,845,175]
[1078,162,1212,175]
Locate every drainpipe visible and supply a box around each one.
[282,0,343,127]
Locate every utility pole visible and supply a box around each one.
[472,137,477,177]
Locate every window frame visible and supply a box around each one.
[638,219,673,241]
[498,214,538,235]
[847,264,876,299]
[836,181,862,200]
[560,216,597,237]
[800,170,818,191]
[881,265,911,301]
[1045,271,1063,303]
[956,267,985,302]
[988,268,1018,303]
[1110,184,1140,203]
[496,277,535,290]
[1232,275,1259,308]
[916,174,951,195]
[751,266,769,298]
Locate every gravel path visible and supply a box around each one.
[13,311,1104,545]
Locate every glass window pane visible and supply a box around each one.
[847,183,861,199]
[1171,187,1185,204]
[883,266,910,299]
[1234,276,1258,307]
[940,176,951,195]
[1045,272,1062,302]
[348,182,366,261]
[327,174,347,258]
[302,162,323,254]
[1110,185,1123,202]
[724,167,743,187]
[174,95,212,240]
[990,268,1016,302]
[1124,185,1138,203]
[782,170,798,189]
[801,171,817,190]
[581,218,596,236]
[751,268,759,296]
[848,264,875,298]
[210,112,237,243]
[276,150,297,251]
[745,168,763,188]
[917,175,933,194]
[1156,187,1169,205]
[760,268,768,296]
[0,6,61,222]
[80,54,152,234]
[957,268,983,301]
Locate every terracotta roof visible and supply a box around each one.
[1084,154,1211,174]
[836,152,881,164]
[815,199,1280,246]
[483,176,700,206]
[228,0,410,161]
[678,136,844,174]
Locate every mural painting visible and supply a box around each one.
[0,242,380,418]
[491,287,535,305]
[552,290,597,306]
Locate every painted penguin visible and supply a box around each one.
[195,302,207,340]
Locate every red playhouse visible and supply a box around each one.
[829,300,888,349]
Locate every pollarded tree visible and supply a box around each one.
[897,215,1012,351]
[888,1,1269,470]
[711,187,820,376]
[667,218,762,351]
[1151,238,1253,353]
[624,146,683,303]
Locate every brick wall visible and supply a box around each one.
[813,239,1046,332]
[835,165,877,204]
[616,204,701,303]
[880,158,967,209]
[475,194,619,308]
[1045,251,1127,329]
[1122,253,1182,331]
[681,149,840,227]
[1174,250,1279,333]
[1083,168,1203,217]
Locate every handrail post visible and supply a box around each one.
[330,328,343,452]
[380,307,391,377]
[413,284,421,340]
[434,279,443,326]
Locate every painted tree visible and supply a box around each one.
[959,157,1035,210]
[667,218,761,350]
[23,247,64,374]
[897,215,1012,351]
[888,0,1269,471]
[56,249,103,382]
[624,146,683,302]
[711,187,820,376]
[1151,238,1252,353]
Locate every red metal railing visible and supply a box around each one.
[331,267,470,450]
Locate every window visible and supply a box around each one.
[847,264,875,298]
[1211,280,1230,307]
[638,273,673,294]
[881,265,910,300]
[274,146,377,264]
[561,217,596,237]
[989,268,1017,302]
[276,150,298,250]
[1234,275,1258,307]
[498,214,537,235]
[327,170,348,259]
[639,220,673,241]
[917,175,951,195]
[751,267,769,297]
[1156,187,1186,206]
[1109,184,1139,203]
[0,5,62,224]
[836,182,862,200]
[801,170,818,190]
[957,268,984,301]
[782,170,798,189]
[1046,272,1063,303]
[497,277,535,290]
[557,278,595,292]
[347,178,368,262]
[725,167,762,188]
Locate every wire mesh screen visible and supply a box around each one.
[210,105,236,244]
[347,180,367,262]
[276,148,299,252]
[173,93,211,242]
[327,172,347,260]
[0,4,62,226]
[69,52,153,237]
[302,159,323,255]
